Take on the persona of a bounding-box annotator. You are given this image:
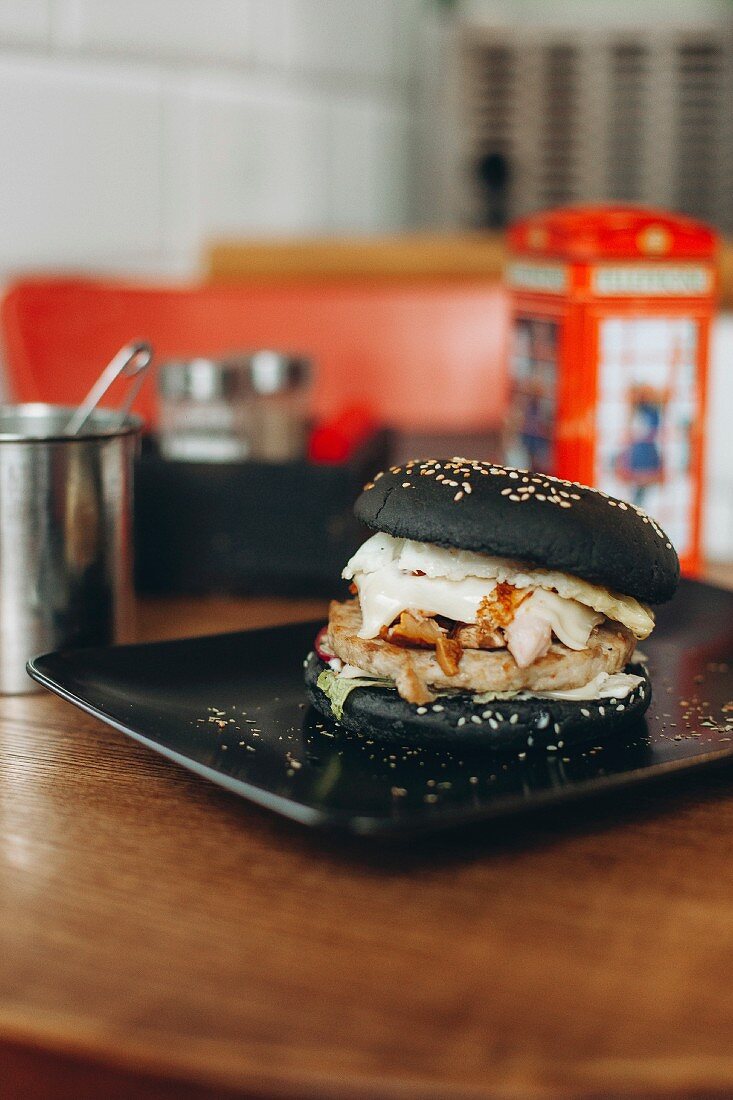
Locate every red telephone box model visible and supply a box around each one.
[504,205,717,576]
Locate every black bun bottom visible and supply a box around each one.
[304,653,651,753]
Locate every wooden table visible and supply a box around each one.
[3,576,733,1100]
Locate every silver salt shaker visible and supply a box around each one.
[157,352,312,463]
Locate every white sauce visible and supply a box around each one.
[328,664,644,702]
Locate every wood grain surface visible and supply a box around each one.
[2,576,733,1100]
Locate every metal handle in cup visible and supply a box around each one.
[66,342,153,436]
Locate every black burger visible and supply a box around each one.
[304,459,679,750]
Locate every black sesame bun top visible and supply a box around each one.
[355,459,680,603]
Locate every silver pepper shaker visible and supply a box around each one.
[157,352,312,463]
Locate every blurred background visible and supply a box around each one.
[0,0,731,579]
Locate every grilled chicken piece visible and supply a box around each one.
[386,611,462,675]
[477,582,529,629]
[452,621,504,650]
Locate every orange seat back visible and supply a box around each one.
[1,277,509,431]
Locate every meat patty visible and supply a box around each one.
[327,599,636,704]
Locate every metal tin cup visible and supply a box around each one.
[0,404,141,693]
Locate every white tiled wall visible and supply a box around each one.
[0,0,422,279]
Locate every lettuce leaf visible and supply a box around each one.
[316,669,393,721]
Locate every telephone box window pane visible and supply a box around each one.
[596,317,698,556]
[505,315,559,472]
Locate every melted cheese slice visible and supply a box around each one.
[354,561,601,657]
[344,533,654,639]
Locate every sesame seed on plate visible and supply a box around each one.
[454,491,463,501]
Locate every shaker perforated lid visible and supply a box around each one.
[158,352,312,401]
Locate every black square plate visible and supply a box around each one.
[28,579,733,838]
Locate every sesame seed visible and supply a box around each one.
[416,706,428,714]
[471,715,482,725]
[481,710,493,719]
[462,482,472,494]
[536,714,550,729]
[402,481,411,488]
[489,718,499,730]
[457,716,466,727]
[454,491,464,501]
[554,722,561,734]
[580,707,591,717]
[432,704,444,712]
[509,714,519,725]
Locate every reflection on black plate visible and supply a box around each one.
[28,579,733,838]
